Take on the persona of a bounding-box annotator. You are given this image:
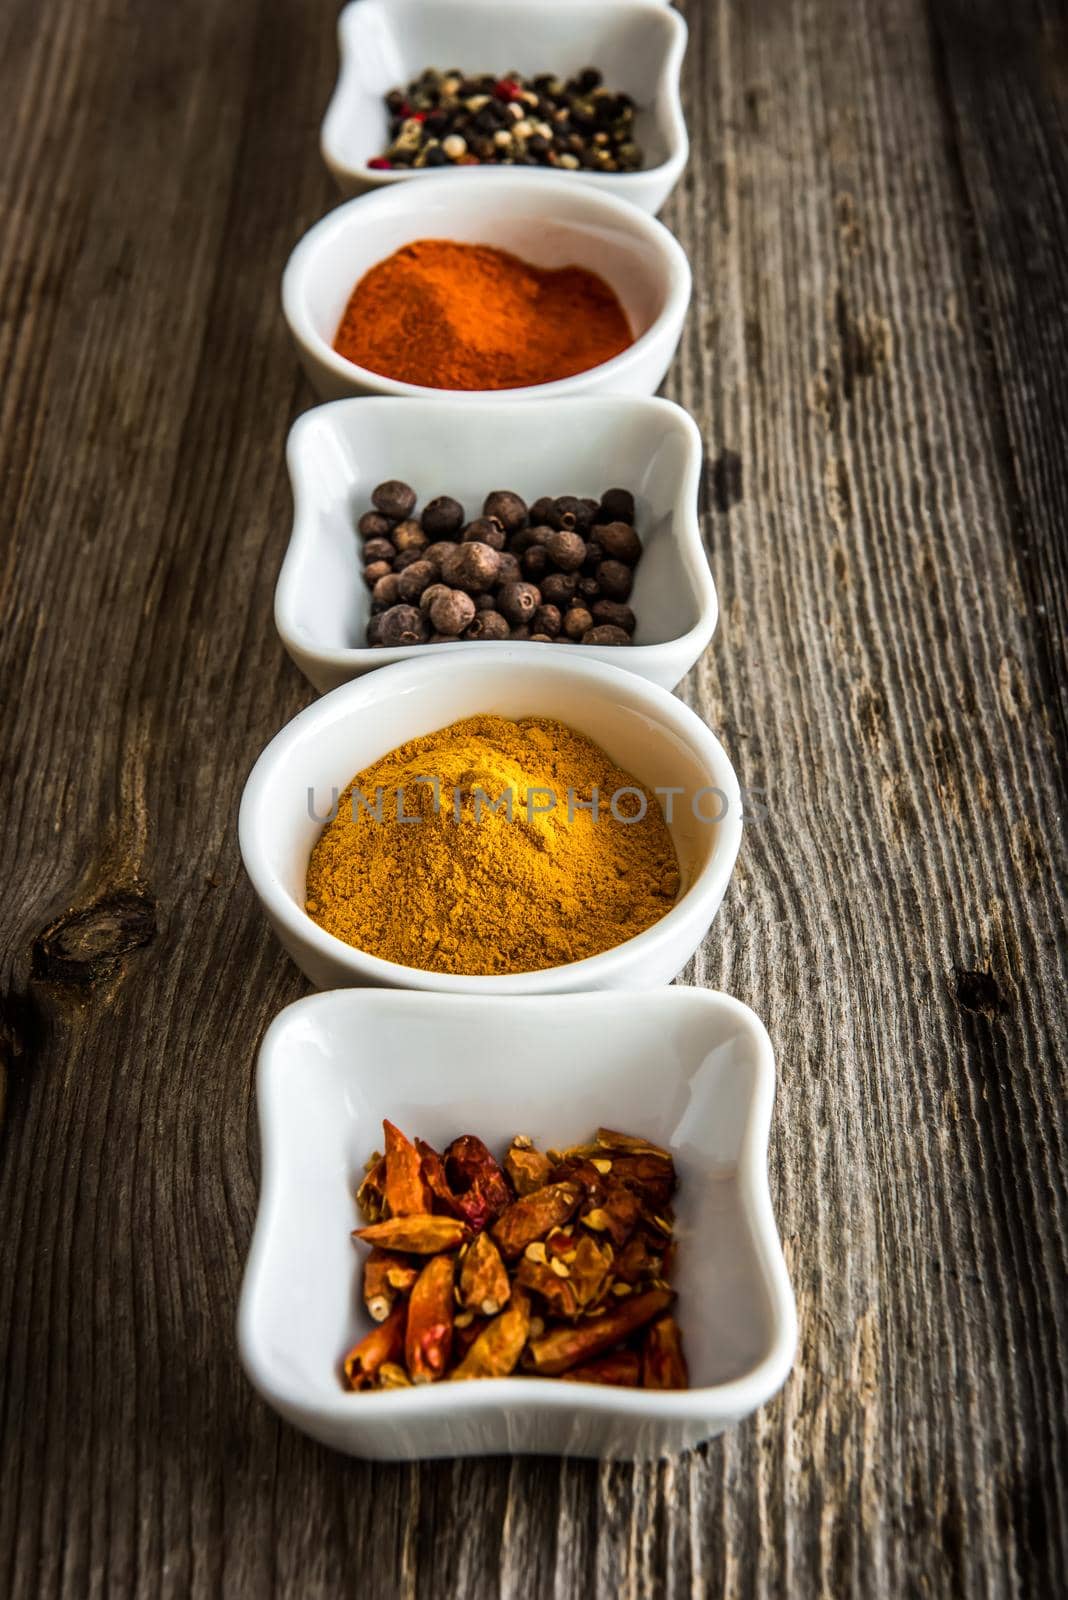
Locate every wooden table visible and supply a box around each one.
[1,0,1065,1594]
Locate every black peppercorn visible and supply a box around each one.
[359,511,394,540]
[591,599,637,633]
[522,545,550,581]
[421,495,465,536]
[596,559,633,600]
[372,479,417,520]
[441,541,501,592]
[372,572,403,608]
[392,519,428,554]
[540,572,579,608]
[497,580,541,624]
[362,536,397,565]
[378,604,430,645]
[543,528,587,572]
[363,560,393,587]
[398,559,438,602]
[429,588,476,635]
[532,604,562,637]
[563,606,592,640]
[482,490,528,532]
[462,517,506,551]
[595,487,635,525]
[582,624,630,646]
[596,520,642,565]
[464,609,510,640]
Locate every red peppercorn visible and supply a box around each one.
[367,157,393,171]
[493,79,523,102]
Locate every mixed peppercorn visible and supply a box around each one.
[342,1121,688,1389]
[360,479,643,647]
[370,67,643,174]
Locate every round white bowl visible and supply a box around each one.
[238,652,742,993]
[281,173,692,401]
[321,0,689,216]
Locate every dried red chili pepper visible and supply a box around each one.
[450,1288,531,1381]
[444,1135,514,1231]
[524,1288,673,1376]
[560,1350,641,1386]
[458,1231,511,1316]
[383,1119,434,1216]
[642,1315,689,1389]
[405,1253,455,1383]
[492,1181,582,1259]
[504,1136,552,1196]
[342,1302,406,1390]
[354,1214,467,1253]
[363,1247,419,1322]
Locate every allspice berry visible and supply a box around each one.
[462,517,506,551]
[483,490,527,532]
[394,548,424,571]
[541,572,578,608]
[398,559,437,602]
[441,541,501,592]
[378,604,429,645]
[544,528,587,572]
[495,551,522,586]
[423,541,459,570]
[563,606,593,640]
[362,536,396,564]
[508,525,547,557]
[422,495,464,536]
[497,581,541,625]
[358,510,393,540]
[532,604,562,637]
[372,572,403,608]
[372,479,417,520]
[367,612,385,645]
[464,609,510,640]
[582,624,630,645]
[596,521,642,566]
[419,582,452,614]
[363,560,393,586]
[596,560,633,600]
[596,487,635,525]
[393,520,428,554]
[528,496,555,525]
[522,545,550,581]
[474,591,497,611]
[591,599,637,633]
[429,588,476,635]
[551,495,587,531]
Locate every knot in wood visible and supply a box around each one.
[32,890,158,985]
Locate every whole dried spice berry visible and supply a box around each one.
[492,1181,582,1259]
[596,487,635,525]
[595,520,642,566]
[450,1288,531,1381]
[582,624,629,646]
[523,1287,674,1375]
[642,1315,689,1389]
[421,494,464,536]
[378,604,430,646]
[543,528,587,572]
[595,560,634,600]
[497,580,541,626]
[363,560,393,587]
[563,606,593,641]
[362,536,397,565]
[359,510,394,540]
[464,609,510,641]
[393,519,428,554]
[372,572,403,609]
[462,516,507,551]
[353,1214,468,1253]
[343,1301,407,1390]
[397,558,438,603]
[405,1253,455,1382]
[429,588,476,636]
[372,479,417,520]
[363,1247,420,1322]
[482,490,527,531]
[440,541,501,593]
[531,604,562,638]
[458,1230,512,1316]
[591,599,636,633]
[383,1119,434,1216]
[560,1350,642,1386]
[540,572,578,608]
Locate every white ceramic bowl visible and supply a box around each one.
[321,0,688,215]
[237,986,796,1460]
[238,652,742,993]
[277,396,717,693]
[281,173,691,401]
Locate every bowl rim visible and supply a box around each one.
[320,0,690,196]
[274,394,718,676]
[237,650,744,992]
[280,170,693,401]
[236,986,798,1427]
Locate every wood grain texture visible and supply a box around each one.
[0,0,1065,1596]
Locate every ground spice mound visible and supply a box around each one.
[305,715,680,974]
[332,240,633,390]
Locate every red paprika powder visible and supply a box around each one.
[332,239,633,390]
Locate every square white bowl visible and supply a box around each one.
[276,396,717,693]
[322,0,688,215]
[237,987,797,1460]
[238,651,743,994]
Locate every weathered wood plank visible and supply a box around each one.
[0,0,1064,1596]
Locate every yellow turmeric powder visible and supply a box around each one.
[305,715,680,975]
